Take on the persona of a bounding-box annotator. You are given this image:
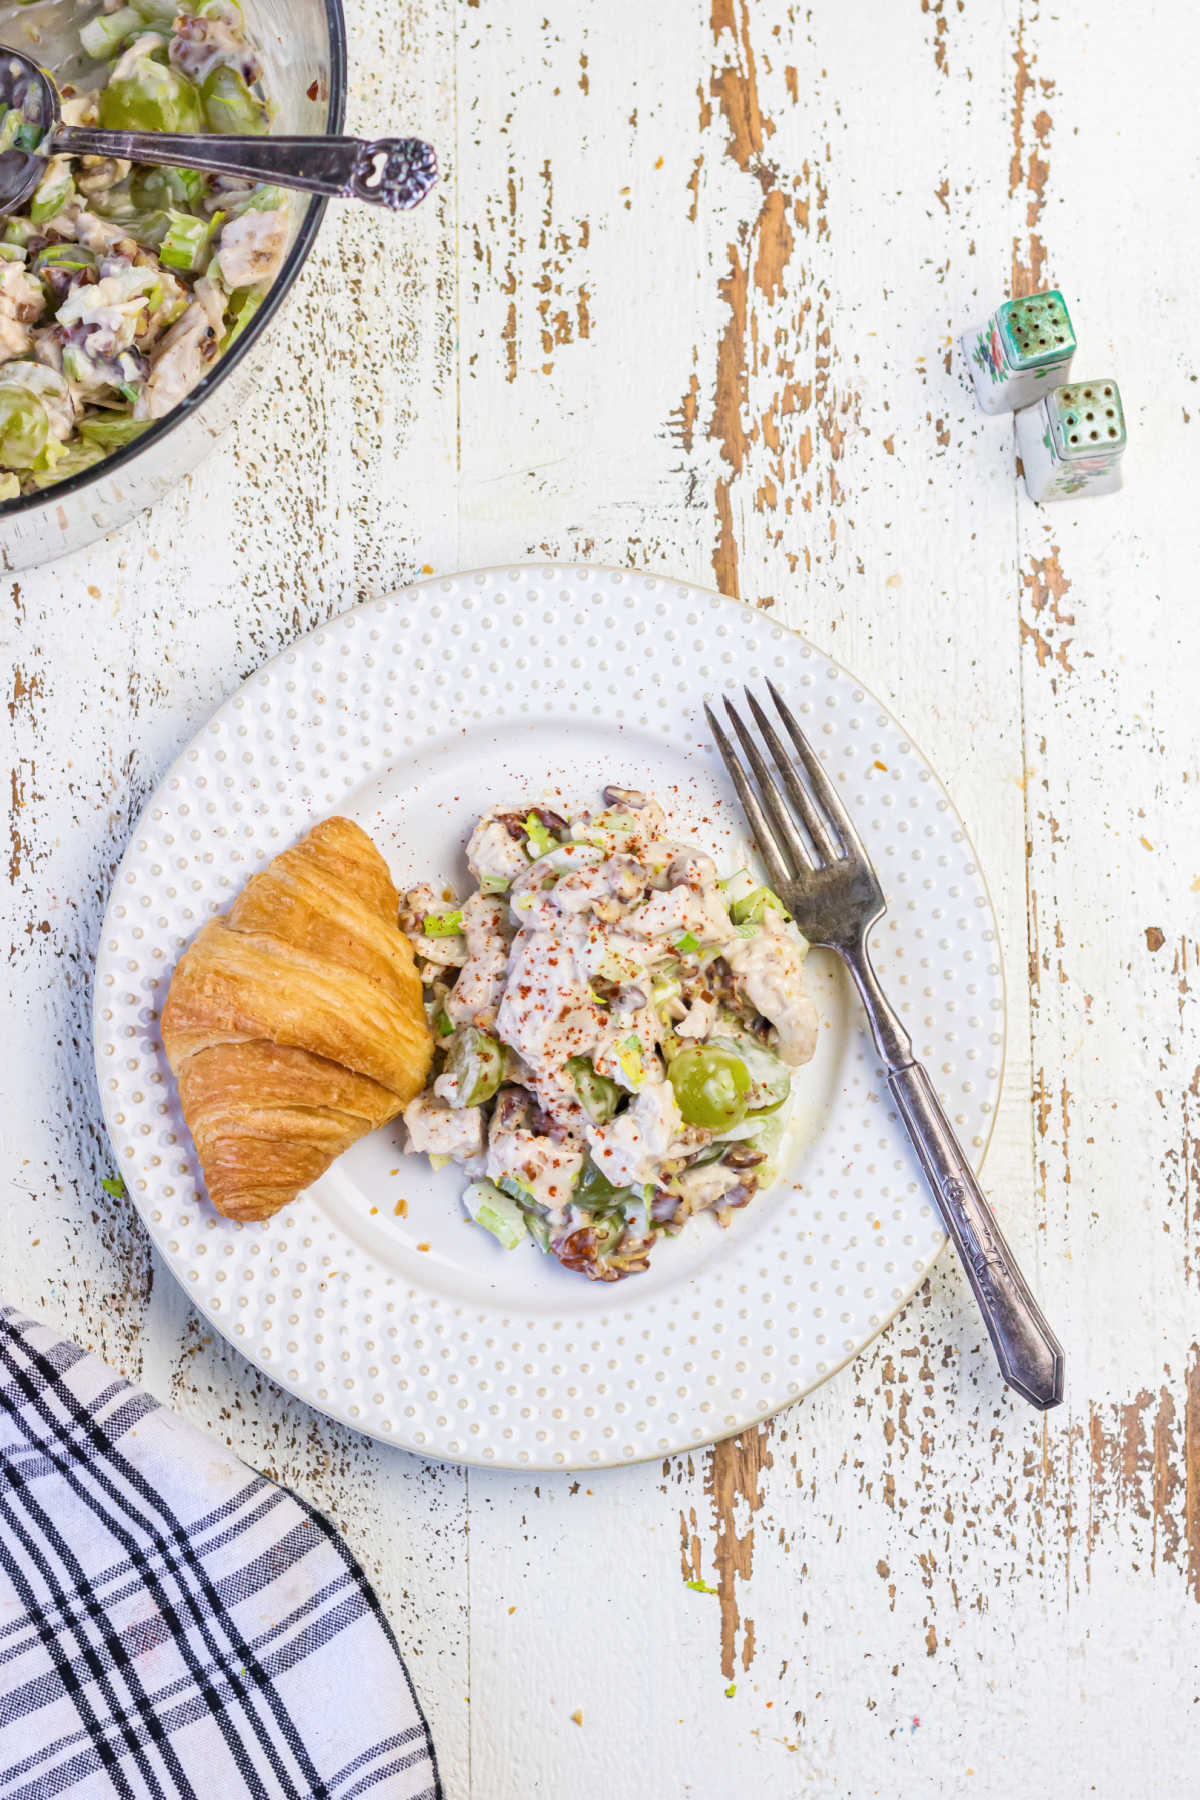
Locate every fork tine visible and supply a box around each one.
[743,687,840,863]
[766,678,868,860]
[703,703,793,891]
[722,698,814,875]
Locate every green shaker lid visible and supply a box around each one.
[996,291,1076,371]
[1046,380,1126,460]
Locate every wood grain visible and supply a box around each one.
[0,0,1196,1795]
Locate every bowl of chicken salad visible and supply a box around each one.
[399,787,820,1284]
[0,0,345,568]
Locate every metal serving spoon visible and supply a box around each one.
[0,46,437,213]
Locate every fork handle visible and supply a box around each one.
[843,943,1063,1407]
[886,1061,1064,1409]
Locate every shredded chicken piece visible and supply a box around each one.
[403,1093,484,1162]
[134,277,225,420]
[621,884,731,945]
[724,910,819,1065]
[0,263,45,362]
[466,810,533,883]
[486,1106,584,1218]
[215,206,289,290]
[673,994,717,1040]
[74,209,137,256]
[446,893,512,1030]
[586,1080,682,1191]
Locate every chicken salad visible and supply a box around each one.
[400,788,820,1282]
[0,1,288,497]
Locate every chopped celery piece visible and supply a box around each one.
[494,1174,533,1204]
[202,64,268,134]
[132,165,207,210]
[522,812,556,859]
[421,908,463,937]
[197,0,244,19]
[80,5,143,59]
[221,286,262,349]
[571,808,640,847]
[29,161,74,225]
[77,416,152,450]
[234,183,285,214]
[493,1174,551,1250]
[29,441,106,488]
[567,1055,622,1125]
[33,244,97,274]
[718,867,757,907]
[100,61,203,134]
[674,930,701,955]
[0,243,24,264]
[521,1206,551,1253]
[3,218,36,249]
[729,885,787,926]
[160,209,222,272]
[131,0,183,21]
[462,1180,527,1252]
[433,1006,454,1039]
[442,1027,505,1108]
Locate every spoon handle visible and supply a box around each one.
[51,127,438,211]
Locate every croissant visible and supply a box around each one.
[161,816,432,1222]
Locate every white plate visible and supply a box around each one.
[94,566,1004,1469]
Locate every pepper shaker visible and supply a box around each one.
[962,290,1076,415]
[1015,379,1126,502]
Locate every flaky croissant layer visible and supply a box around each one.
[161,816,433,1222]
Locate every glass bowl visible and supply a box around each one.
[0,0,347,572]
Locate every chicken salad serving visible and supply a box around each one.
[0,0,288,497]
[400,789,820,1282]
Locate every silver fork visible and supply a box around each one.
[707,682,1064,1411]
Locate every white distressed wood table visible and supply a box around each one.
[2,2,1196,1794]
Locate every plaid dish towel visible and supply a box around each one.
[0,1307,440,1800]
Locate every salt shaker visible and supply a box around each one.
[1015,379,1126,502]
[962,290,1076,415]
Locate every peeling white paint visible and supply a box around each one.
[0,2,1196,1797]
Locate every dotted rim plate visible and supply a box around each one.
[93,566,1004,1469]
